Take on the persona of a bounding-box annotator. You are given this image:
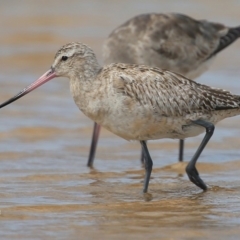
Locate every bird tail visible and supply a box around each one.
[209,26,240,58]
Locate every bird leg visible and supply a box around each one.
[142,139,184,164]
[87,122,101,167]
[140,140,147,165]
[178,139,184,162]
[186,119,215,190]
[140,140,153,193]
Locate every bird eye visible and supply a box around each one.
[61,56,68,61]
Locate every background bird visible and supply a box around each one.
[87,13,240,167]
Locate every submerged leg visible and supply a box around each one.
[140,141,153,193]
[179,139,184,162]
[87,122,101,167]
[186,119,215,190]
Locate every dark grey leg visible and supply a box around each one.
[143,139,184,163]
[140,140,153,193]
[186,119,215,190]
[140,140,147,165]
[179,139,184,162]
[87,122,101,167]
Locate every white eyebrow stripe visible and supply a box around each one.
[53,48,77,67]
[65,48,76,57]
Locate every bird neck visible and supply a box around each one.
[69,59,102,119]
[82,56,101,80]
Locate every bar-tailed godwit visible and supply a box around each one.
[1,42,240,193]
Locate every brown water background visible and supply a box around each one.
[0,0,240,239]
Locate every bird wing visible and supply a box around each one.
[107,64,240,117]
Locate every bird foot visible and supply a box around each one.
[186,165,207,191]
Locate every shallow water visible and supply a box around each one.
[0,0,240,239]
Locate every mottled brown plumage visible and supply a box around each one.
[47,43,240,142]
[102,64,240,115]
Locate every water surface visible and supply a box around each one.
[0,1,240,239]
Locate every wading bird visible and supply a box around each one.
[1,42,240,193]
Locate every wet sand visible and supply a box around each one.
[0,0,240,239]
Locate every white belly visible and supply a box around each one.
[98,107,240,141]
[99,112,206,141]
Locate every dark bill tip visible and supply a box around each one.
[0,69,57,109]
